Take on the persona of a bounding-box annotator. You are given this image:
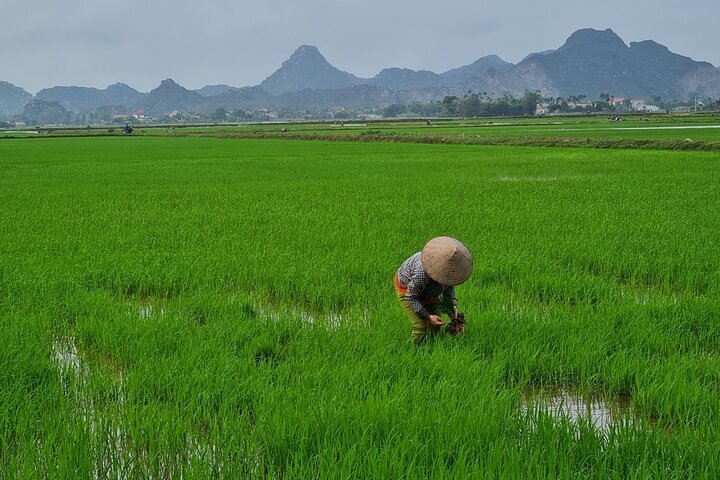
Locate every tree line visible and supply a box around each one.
[382,91,720,118]
[383,91,542,118]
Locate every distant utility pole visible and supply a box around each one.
[694,94,704,113]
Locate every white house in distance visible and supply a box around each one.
[534,96,662,115]
[609,97,660,112]
[630,99,660,112]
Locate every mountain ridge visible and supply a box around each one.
[2,28,720,119]
[0,81,33,116]
[35,83,143,113]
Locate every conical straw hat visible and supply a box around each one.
[421,236,473,286]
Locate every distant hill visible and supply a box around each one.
[496,28,720,99]
[260,50,515,93]
[440,55,514,79]
[195,84,241,97]
[520,50,555,63]
[256,31,720,103]
[137,79,204,115]
[366,68,443,90]
[253,31,720,106]
[103,83,144,108]
[36,86,104,112]
[362,55,513,91]
[36,83,142,113]
[0,81,33,117]
[260,45,361,94]
[20,99,71,125]
[252,85,397,110]
[197,86,271,112]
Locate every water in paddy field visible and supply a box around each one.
[51,335,223,478]
[124,298,166,319]
[497,175,559,182]
[521,387,632,434]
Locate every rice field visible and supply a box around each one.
[1,127,720,478]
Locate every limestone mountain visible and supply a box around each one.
[195,84,241,97]
[0,81,33,116]
[440,55,514,80]
[20,99,71,125]
[496,28,720,99]
[36,86,104,112]
[246,85,396,110]
[264,48,515,92]
[197,86,271,112]
[259,29,720,104]
[260,45,360,94]
[366,68,443,90]
[137,79,204,115]
[103,83,144,108]
[385,54,515,95]
[36,83,143,113]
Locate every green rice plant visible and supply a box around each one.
[1,135,719,477]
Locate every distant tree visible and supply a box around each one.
[211,108,228,122]
[548,99,571,113]
[407,101,424,115]
[485,93,521,116]
[441,96,460,116]
[230,109,247,121]
[423,101,443,117]
[521,90,542,115]
[382,103,406,118]
[649,95,663,107]
[459,94,482,117]
[405,101,442,117]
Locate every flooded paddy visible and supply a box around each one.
[51,335,223,479]
[4,134,718,477]
[521,386,633,434]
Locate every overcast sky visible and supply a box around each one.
[2,0,718,94]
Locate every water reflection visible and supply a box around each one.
[522,387,632,433]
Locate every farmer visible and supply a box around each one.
[394,236,472,344]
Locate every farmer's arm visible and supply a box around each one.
[445,285,458,317]
[405,276,430,319]
[406,276,444,326]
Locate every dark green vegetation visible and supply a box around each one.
[1,130,719,478]
[5,113,720,150]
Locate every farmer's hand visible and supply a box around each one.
[428,314,445,326]
[447,312,466,336]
